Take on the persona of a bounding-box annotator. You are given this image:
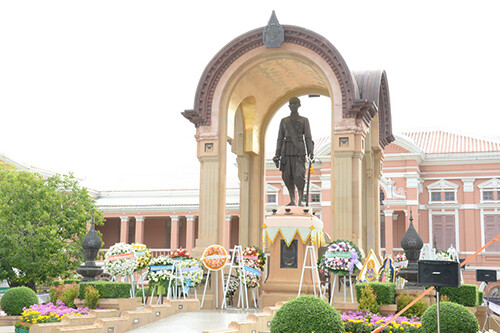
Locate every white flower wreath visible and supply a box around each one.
[147,255,174,285]
[104,242,138,277]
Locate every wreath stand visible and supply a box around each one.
[201,267,226,308]
[223,245,249,309]
[298,245,322,298]
[329,274,355,305]
[166,260,187,300]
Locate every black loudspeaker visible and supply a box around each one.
[418,260,460,288]
[476,269,497,283]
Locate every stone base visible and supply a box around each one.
[75,297,141,312]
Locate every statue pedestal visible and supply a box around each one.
[260,206,325,307]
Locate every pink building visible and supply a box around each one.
[95,130,500,290]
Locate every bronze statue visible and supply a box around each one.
[273,97,314,206]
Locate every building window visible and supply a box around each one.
[311,194,320,203]
[267,194,277,203]
[431,192,441,201]
[432,214,456,251]
[380,189,385,204]
[444,192,455,201]
[484,215,500,252]
[483,191,494,201]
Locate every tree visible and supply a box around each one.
[0,168,103,288]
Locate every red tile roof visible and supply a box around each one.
[401,131,500,154]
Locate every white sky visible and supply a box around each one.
[1,1,499,190]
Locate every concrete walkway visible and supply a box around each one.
[126,309,259,333]
[0,326,13,333]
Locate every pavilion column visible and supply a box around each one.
[224,215,231,250]
[170,216,179,251]
[384,210,395,256]
[186,215,196,253]
[135,216,145,245]
[120,216,129,244]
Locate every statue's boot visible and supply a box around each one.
[286,186,296,206]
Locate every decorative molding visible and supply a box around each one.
[427,179,459,190]
[461,178,475,192]
[183,25,394,148]
[135,216,144,222]
[119,216,129,223]
[478,177,500,189]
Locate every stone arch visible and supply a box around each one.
[184,19,394,253]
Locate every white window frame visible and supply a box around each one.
[428,209,460,252]
[427,179,459,204]
[480,209,500,254]
[478,178,500,204]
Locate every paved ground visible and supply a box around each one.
[0,309,259,333]
[126,309,259,333]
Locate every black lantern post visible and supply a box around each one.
[398,210,423,288]
[76,217,103,282]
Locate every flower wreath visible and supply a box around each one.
[104,242,138,277]
[394,252,408,275]
[235,258,261,289]
[242,246,266,271]
[131,243,151,271]
[169,248,191,259]
[147,255,174,288]
[178,258,204,288]
[322,239,362,276]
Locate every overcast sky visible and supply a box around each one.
[1,1,499,189]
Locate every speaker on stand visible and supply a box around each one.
[476,269,499,332]
[418,260,461,333]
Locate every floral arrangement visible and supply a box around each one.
[225,275,239,297]
[169,248,191,259]
[322,239,362,275]
[242,246,266,271]
[436,250,452,261]
[394,253,408,274]
[201,245,229,271]
[235,257,261,289]
[131,243,151,271]
[104,242,138,277]
[317,257,329,279]
[18,301,89,328]
[147,255,174,287]
[178,258,204,288]
[341,311,421,333]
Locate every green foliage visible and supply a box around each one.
[421,302,479,333]
[60,283,79,308]
[79,281,132,299]
[441,283,479,307]
[0,169,103,286]
[396,293,428,318]
[50,282,78,304]
[357,285,380,314]
[355,282,395,305]
[270,295,345,333]
[478,290,484,305]
[84,286,100,309]
[0,286,38,315]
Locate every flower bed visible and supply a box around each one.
[16,301,89,329]
[342,311,421,333]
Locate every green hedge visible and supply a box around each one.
[421,302,478,333]
[355,282,395,305]
[79,281,131,299]
[0,287,39,315]
[52,279,81,287]
[478,290,484,305]
[441,284,479,307]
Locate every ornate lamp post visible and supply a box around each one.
[76,217,103,282]
[398,210,423,288]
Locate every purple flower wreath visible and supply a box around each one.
[321,239,362,276]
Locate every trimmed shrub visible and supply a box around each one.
[441,283,479,307]
[78,281,131,299]
[355,282,395,305]
[478,290,484,305]
[270,295,345,333]
[0,286,38,315]
[358,285,380,314]
[421,301,479,333]
[396,293,428,318]
[84,286,100,309]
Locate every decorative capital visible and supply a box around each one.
[120,216,129,223]
[263,11,284,48]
